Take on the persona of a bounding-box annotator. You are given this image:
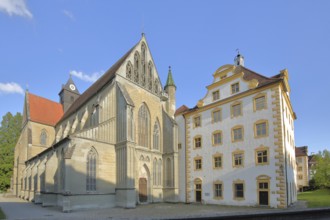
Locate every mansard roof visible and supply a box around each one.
[28,92,63,126]
[58,41,138,124]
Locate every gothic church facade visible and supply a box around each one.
[13,35,179,211]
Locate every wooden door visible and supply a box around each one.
[259,191,268,205]
[139,178,148,203]
[195,183,202,202]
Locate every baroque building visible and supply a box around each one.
[176,53,297,208]
[13,35,179,211]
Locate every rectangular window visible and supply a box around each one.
[298,175,303,180]
[231,83,239,94]
[298,166,302,172]
[233,127,243,141]
[214,183,222,198]
[212,110,221,123]
[212,90,220,101]
[232,103,242,117]
[257,150,268,164]
[234,153,243,166]
[214,156,222,168]
[194,137,202,148]
[195,159,202,170]
[255,96,266,110]
[213,132,222,145]
[259,182,268,189]
[234,183,244,198]
[194,116,201,127]
[256,122,267,137]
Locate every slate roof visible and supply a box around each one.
[28,93,63,126]
[58,42,138,124]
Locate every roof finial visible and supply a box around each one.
[236,48,240,55]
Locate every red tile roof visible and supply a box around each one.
[28,93,63,126]
[175,105,189,116]
[295,146,308,157]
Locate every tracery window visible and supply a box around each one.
[134,52,140,83]
[154,79,159,95]
[138,104,150,148]
[86,148,97,192]
[141,43,146,87]
[153,121,160,150]
[148,61,153,91]
[126,61,133,80]
[40,129,47,146]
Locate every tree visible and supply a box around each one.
[0,112,22,191]
[313,149,330,188]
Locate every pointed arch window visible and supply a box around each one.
[40,129,47,146]
[138,104,150,148]
[126,61,133,80]
[148,61,153,91]
[134,52,140,83]
[158,159,162,186]
[141,43,146,87]
[86,148,97,192]
[153,121,160,150]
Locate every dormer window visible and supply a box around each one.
[231,83,240,94]
[212,90,220,101]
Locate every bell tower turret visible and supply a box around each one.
[59,76,80,112]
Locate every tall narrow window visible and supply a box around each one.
[194,136,202,149]
[254,95,266,111]
[214,183,223,198]
[148,61,153,91]
[153,121,160,150]
[86,148,97,192]
[193,116,201,127]
[138,104,150,148]
[234,183,244,199]
[90,105,99,127]
[154,79,159,95]
[40,129,47,146]
[141,43,146,87]
[126,61,133,80]
[158,159,162,186]
[212,131,222,146]
[194,158,202,170]
[134,52,140,83]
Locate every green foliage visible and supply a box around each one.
[312,150,330,188]
[298,188,330,208]
[0,112,22,191]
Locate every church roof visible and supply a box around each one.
[58,41,138,124]
[28,93,63,126]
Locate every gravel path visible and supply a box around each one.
[0,194,307,220]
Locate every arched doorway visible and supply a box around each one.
[138,164,150,203]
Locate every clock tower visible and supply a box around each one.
[59,76,80,112]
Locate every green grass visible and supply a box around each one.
[298,188,330,208]
[0,207,6,220]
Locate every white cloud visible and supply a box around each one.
[62,9,75,21]
[70,70,103,83]
[0,82,24,95]
[0,0,33,18]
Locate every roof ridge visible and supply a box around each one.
[240,66,277,80]
[57,40,139,124]
[29,92,61,105]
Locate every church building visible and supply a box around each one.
[175,53,298,208]
[13,34,179,211]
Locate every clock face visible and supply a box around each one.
[69,84,76,91]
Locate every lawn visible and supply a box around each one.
[298,188,330,208]
[0,207,5,220]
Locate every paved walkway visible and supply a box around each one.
[0,194,307,220]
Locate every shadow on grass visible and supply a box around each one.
[0,207,6,220]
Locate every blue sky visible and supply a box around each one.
[0,0,329,154]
